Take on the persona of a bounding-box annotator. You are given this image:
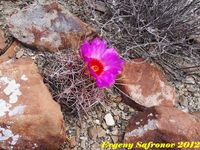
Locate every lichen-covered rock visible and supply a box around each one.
[117,59,176,110]
[7,1,95,52]
[0,58,65,149]
[124,106,200,148]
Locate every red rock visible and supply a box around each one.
[8,1,96,52]
[0,58,65,149]
[124,106,200,150]
[0,29,7,52]
[117,59,176,110]
[0,41,19,64]
[0,29,19,63]
[191,111,200,118]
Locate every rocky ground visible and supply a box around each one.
[0,0,200,150]
[63,97,137,150]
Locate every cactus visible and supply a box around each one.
[37,50,106,114]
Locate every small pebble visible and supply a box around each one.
[185,76,195,84]
[16,50,24,58]
[95,119,100,125]
[96,126,106,138]
[118,103,124,110]
[104,113,115,126]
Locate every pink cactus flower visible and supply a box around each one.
[80,38,124,88]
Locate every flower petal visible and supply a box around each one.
[80,40,92,61]
[96,69,118,88]
[101,48,124,71]
[90,38,107,59]
[80,38,107,61]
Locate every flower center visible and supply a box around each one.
[89,59,104,76]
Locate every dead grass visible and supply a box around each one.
[65,0,200,84]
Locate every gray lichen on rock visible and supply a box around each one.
[125,119,157,138]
